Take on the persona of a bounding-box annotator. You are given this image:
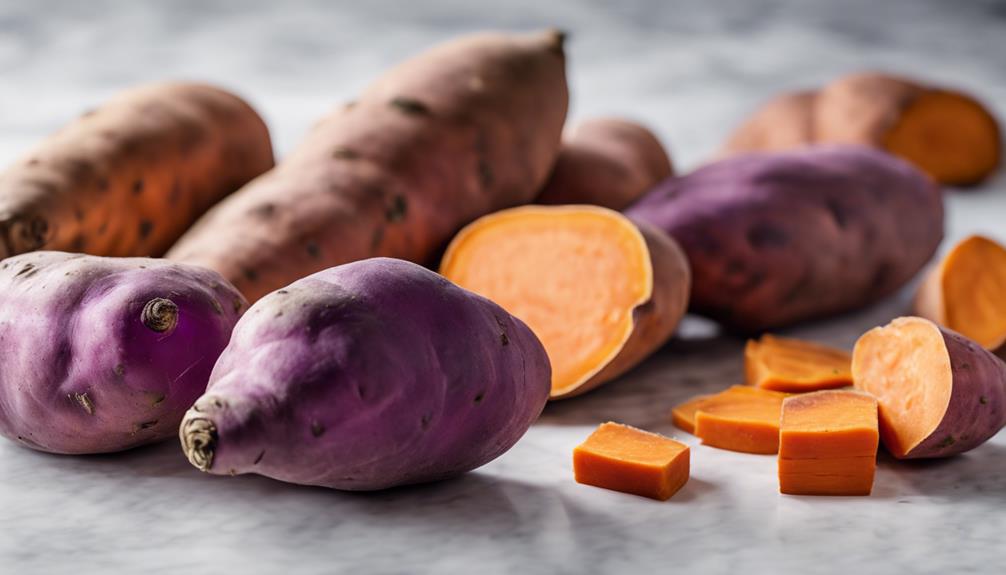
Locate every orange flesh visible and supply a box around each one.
[692,386,790,454]
[440,206,652,397]
[852,317,953,458]
[884,90,1002,185]
[745,335,853,392]
[778,471,875,496]
[573,422,690,501]
[670,394,712,434]
[938,236,1006,350]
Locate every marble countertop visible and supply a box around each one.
[1,1,1005,573]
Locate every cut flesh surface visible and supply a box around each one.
[440,206,653,396]
[939,236,1006,350]
[746,335,853,392]
[691,386,789,454]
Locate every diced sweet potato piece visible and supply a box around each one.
[745,335,852,392]
[573,422,689,501]
[692,386,789,454]
[779,390,879,459]
[670,393,711,434]
[914,235,1006,351]
[778,471,875,496]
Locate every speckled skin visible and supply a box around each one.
[167,30,568,303]
[626,145,944,333]
[0,251,246,454]
[180,258,551,490]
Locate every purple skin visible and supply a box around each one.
[0,251,246,454]
[179,257,551,490]
[626,145,944,333]
[902,327,1006,458]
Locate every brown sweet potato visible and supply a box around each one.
[536,118,673,209]
[167,31,568,303]
[0,83,274,258]
[719,90,817,157]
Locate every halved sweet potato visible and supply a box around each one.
[440,205,690,399]
[853,317,1006,459]
[691,386,790,454]
[745,334,852,392]
[914,235,1006,351]
[573,422,690,501]
[719,90,817,157]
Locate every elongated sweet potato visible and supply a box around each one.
[0,252,245,454]
[167,30,568,303]
[626,146,944,332]
[815,73,1002,186]
[691,386,790,454]
[719,90,817,157]
[536,118,673,210]
[914,235,1006,351]
[0,83,274,259]
[745,334,852,392]
[179,258,550,490]
[853,317,1006,459]
[440,205,690,399]
[573,422,690,501]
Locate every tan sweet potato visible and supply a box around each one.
[536,117,673,209]
[0,83,274,259]
[719,90,817,157]
[440,205,690,399]
[167,30,568,302]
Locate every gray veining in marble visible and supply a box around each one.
[1,0,1005,573]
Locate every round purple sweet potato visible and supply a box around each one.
[179,257,551,490]
[626,145,944,332]
[0,251,246,454]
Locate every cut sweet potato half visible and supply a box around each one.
[745,334,852,392]
[573,422,690,501]
[852,317,1006,459]
[914,235,1006,351]
[691,386,789,454]
[441,205,690,399]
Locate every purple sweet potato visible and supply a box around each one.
[0,252,245,454]
[853,316,1006,458]
[625,145,944,332]
[179,257,551,490]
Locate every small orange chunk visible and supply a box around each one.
[670,393,711,434]
[745,335,852,392]
[573,422,690,501]
[692,386,790,454]
[778,390,879,496]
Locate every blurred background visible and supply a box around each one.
[1,0,1004,171]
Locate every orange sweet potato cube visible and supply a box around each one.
[692,386,789,454]
[573,422,690,501]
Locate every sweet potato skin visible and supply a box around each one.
[0,83,274,259]
[625,145,944,332]
[719,90,817,157]
[0,252,245,454]
[167,31,568,303]
[179,258,551,490]
[537,118,673,210]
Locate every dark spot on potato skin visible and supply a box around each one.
[233,299,244,314]
[420,414,432,430]
[71,235,86,252]
[747,224,789,249]
[277,289,289,295]
[74,207,85,222]
[169,179,182,205]
[16,263,36,278]
[870,262,894,291]
[26,157,40,166]
[332,147,359,160]
[97,177,110,192]
[980,396,988,405]
[138,220,154,240]
[825,198,849,229]
[113,364,125,377]
[253,203,276,218]
[254,450,265,465]
[71,392,94,415]
[132,179,144,195]
[937,435,956,448]
[305,242,320,259]
[211,299,224,315]
[474,393,485,404]
[390,97,430,116]
[385,195,408,223]
[243,268,259,282]
[135,420,158,431]
[311,422,325,437]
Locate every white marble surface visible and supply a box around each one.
[2,0,1006,573]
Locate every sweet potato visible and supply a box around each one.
[536,118,673,210]
[691,386,790,454]
[0,83,274,259]
[779,390,878,496]
[914,235,1006,351]
[745,334,852,392]
[167,30,568,303]
[0,251,245,454]
[853,317,1006,459]
[179,258,550,490]
[815,73,1002,186]
[669,393,711,434]
[440,205,690,399]
[719,90,817,157]
[573,422,690,501]
[625,145,944,332]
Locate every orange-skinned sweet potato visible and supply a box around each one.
[0,83,274,259]
[573,422,689,501]
[719,90,817,157]
[537,117,673,210]
[914,235,1006,351]
[167,31,568,303]
[690,386,790,454]
[440,205,690,399]
[745,334,852,392]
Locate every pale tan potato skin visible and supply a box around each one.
[0,83,274,258]
[167,30,569,302]
[719,90,817,157]
[537,118,673,210]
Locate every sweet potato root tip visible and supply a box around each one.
[573,422,689,501]
[180,416,217,472]
[746,334,852,392]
